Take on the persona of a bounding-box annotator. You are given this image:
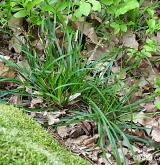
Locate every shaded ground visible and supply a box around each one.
[1,24,160,165]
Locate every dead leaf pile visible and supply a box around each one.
[0,56,15,87]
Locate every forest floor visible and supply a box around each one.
[1,1,160,164]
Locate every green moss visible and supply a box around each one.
[0,104,91,165]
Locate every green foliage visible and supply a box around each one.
[110,21,127,34]
[155,78,160,94]
[0,0,74,25]
[155,102,160,110]
[0,16,149,164]
[154,78,160,110]
[0,21,91,106]
[101,0,140,33]
[146,8,160,33]
[100,0,160,35]
[59,82,149,164]
[74,0,101,18]
[0,0,102,24]
[115,0,139,17]
[0,0,43,25]
[129,38,158,59]
[1,0,159,36]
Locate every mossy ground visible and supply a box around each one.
[0,104,90,165]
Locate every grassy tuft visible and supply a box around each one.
[0,17,152,164]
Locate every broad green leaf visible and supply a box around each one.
[156,21,160,31]
[115,0,139,17]
[143,45,154,52]
[75,1,91,17]
[147,19,156,30]
[155,78,160,87]
[140,50,152,57]
[14,10,28,18]
[80,1,91,16]
[56,2,68,11]
[23,0,31,7]
[147,8,154,17]
[74,8,82,18]
[120,24,127,32]
[110,22,120,34]
[155,102,160,110]
[100,0,113,5]
[155,88,160,94]
[10,2,17,7]
[114,0,121,4]
[27,0,42,11]
[88,0,101,12]
[41,5,56,12]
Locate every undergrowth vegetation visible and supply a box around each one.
[0,0,160,164]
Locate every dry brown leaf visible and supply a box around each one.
[158,117,160,125]
[118,148,128,163]
[69,93,81,102]
[134,112,158,128]
[50,111,66,119]
[8,17,23,34]
[46,111,66,126]
[90,13,102,23]
[157,31,160,46]
[57,126,69,138]
[138,77,148,88]
[9,95,22,106]
[98,155,112,165]
[9,36,21,53]
[122,30,139,50]
[140,103,156,112]
[144,118,158,129]
[75,21,98,44]
[133,112,147,125]
[69,126,86,138]
[47,111,66,125]
[48,118,60,125]
[83,134,99,146]
[0,62,15,79]
[151,128,160,142]
[32,40,44,51]
[65,135,89,147]
[30,98,43,108]
[87,45,111,62]
[112,66,120,73]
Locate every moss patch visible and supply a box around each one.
[0,104,90,165]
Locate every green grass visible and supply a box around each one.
[0,17,153,164]
[0,18,92,107]
[0,103,91,165]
